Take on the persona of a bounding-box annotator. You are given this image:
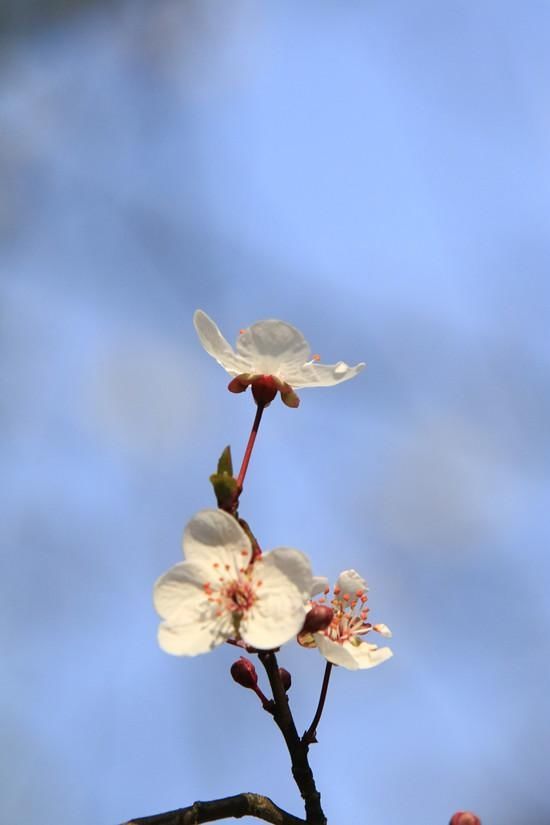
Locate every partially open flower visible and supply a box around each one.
[194,310,365,407]
[299,569,393,671]
[155,509,314,655]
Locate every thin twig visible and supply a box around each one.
[124,792,305,825]
[303,663,333,745]
[258,651,327,825]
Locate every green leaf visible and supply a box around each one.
[217,445,233,477]
[210,445,237,510]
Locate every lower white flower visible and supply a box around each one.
[299,569,393,671]
[154,509,314,655]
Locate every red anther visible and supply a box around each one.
[278,667,292,691]
[449,813,482,825]
[301,605,334,634]
[230,657,258,689]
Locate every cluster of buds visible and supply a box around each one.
[231,657,292,713]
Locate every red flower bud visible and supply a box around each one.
[230,657,258,689]
[301,605,334,634]
[449,813,481,825]
[278,667,292,691]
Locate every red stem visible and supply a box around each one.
[236,403,265,492]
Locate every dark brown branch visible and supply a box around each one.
[258,652,326,825]
[123,792,305,825]
[303,663,333,746]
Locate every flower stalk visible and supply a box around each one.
[235,401,265,501]
[302,662,333,746]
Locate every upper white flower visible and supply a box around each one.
[193,310,365,406]
[299,569,393,671]
[154,508,314,655]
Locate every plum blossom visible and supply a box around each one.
[298,569,393,670]
[193,310,365,407]
[154,508,314,655]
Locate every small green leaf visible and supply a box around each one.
[217,445,233,477]
[210,445,237,510]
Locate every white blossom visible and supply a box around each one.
[193,310,365,406]
[155,509,314,655]
[299,569,393,671]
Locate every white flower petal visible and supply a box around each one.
[346,641,393,669]
[193,310,249,375]
[235,320,310,375]
[153,561,210,621]
[155,561,233,656]
[311,576,329,597]
[287,360,365,389]
[314,634,361,668]
[183,509,252,577]
[336,569,368,596]
[314,635,392,670]
[373,623,392,638]
[256,547,314,600]
[242,548,313,649]
[158,614,231,656]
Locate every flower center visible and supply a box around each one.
[222,580,257,613]
[315,585,371,646]
[202,562,258,631]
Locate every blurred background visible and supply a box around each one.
[1,1,549,823]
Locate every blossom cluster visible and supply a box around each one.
[154,312,392,671]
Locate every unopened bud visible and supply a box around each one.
[449,813,481,825]
[230,657,258,689]
[278,668,292,691]
[301,605,334,634]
